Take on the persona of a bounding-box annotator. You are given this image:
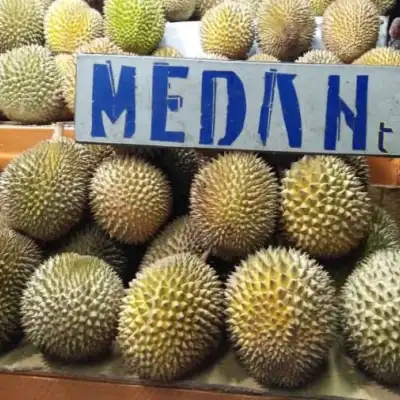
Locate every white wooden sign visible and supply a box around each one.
[74,54,400,156]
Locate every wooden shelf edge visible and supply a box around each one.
[0,371,356,400]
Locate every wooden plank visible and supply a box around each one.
[0,372,349,400]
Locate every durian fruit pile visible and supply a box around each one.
[0,0,398,125]
[1,130,400,388]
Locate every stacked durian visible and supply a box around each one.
[0,0,398,124]
[1,128,400,388]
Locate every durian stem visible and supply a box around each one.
[52,122,65,140]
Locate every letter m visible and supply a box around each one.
[90,61,136,138]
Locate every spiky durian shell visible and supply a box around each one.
[0,45,64,124]
[117,253,224,381]
[353,47,400,66]
[190,152,279,260]
[159,148,212,215]
[201,52,230,59]
[200,1,254,60]
[310,0,334,15]
[21,253,124,362]
[0,228,42,352]
[0,0,44,53]
[226,246,339,388]
[139,216,208,270]
[255,0,315,61]
[162,0,196,21]
[194,0,223,18]
[90,156,172,245]
[295,49,342,64]
[341,249,400,384]
[370,0,395,14]
[104,0,165,54]
[247,53,279,62]
[152,46,182,57]
[323,0,380,63]
[361,206,400,259]
[44,0,104,53]
[340,156,370,188]
[280,156,372,258]
[0,138,91,242]
[57,223,127,277]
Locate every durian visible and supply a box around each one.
[152,46,182,57]
[162,0,196,21]
[60,37,124,113]
[247,53,279,62]
[90,156,172,244]
[159,148,211,215]
[0,138,91,242]
[200,1,254,60]
[370,0,395,14]
[0,45,64,124]
[0,228,42,352]
[139,216,208,270]
[280,156,372,258]
[225,246,339,388]
[104,0,165,54]
[340,156,370,188]
[201,53,230,60]
[21,253,124,362]
[58,223,127,277]
[323,0,380,63]
[0,0,44,53]
[361,206,400,259]
[353,47,400,66]
[255,0,315,61]
[117,253,224,381]
[341,249,400,384]
[309,0,334,16]
[190,152,279,260]
[295,49,342,64]
[44,0,104,54]
[194,0,223,18]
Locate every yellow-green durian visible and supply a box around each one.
[152,46,182,57]
[21,253,124,362]
[361,206,400,259]
[310,0,334,15]
[340,156,370,188]
[139,216,208,270]
[280,156,372,258]
[200,1,254,60]
[353,47,400,66]
[0,0,44,53]
[0,45,64,124]
[117,253,224,381]
[162,0,196,21]
[0,138,91,242]
[90,156,172,245]
[44,0,104,53]
[104,0,165,54]
[341,249,400,384]
[194,0,224,18]
[296,49,342,64]
[370,0,395,14]
[0,228,42,352]
[201,52,230,60]
[226,246,339,388]
[190,152,279,260]
[247,53,279,62]
[58,223,127,277]
[255,0,315,61]
[323,0,380,63]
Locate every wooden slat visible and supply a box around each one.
[0,372,330,400]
